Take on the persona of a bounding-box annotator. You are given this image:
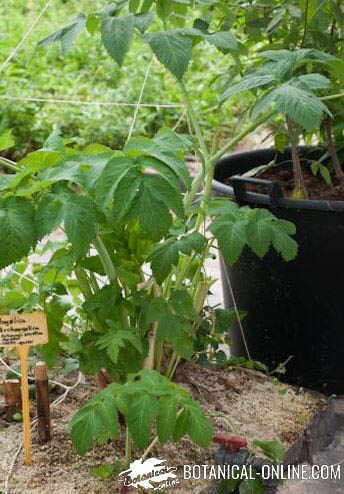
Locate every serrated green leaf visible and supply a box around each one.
[185,404,213,447]
[70,386,119,455]
[43,129,65,151]
[254,83,331,131]
[209,215,248,264]
[35,193,64,239]
[239,476,265,494]
[205,31,243,54]
[94,156,133,207]
[36,186,97,256]
[291,73,331,90]
[125,135,191,188]
[246,209,297,261]
[153,128,193,153]
[158,396,178,444]
[222,74,275,101]
[101,15,135,66]
[39,298,69,366]
[169,289,196,318]
[96,329,143,364]
[63,194,97,258]
[38,14,86,52]
[172,331,194,358]
[115,173,184,240]
[173,409,190,441]
[252,438,285,462]
[0,129,15,151]
[149,232,206,283]
[0,197,37,269]
[145,31,192,80]
[134,12,154,33]
[126,393,159,448]
[246,209,273,258]
[271,224,298,261]
[214,308,242,333]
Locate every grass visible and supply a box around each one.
[0,0,246,159]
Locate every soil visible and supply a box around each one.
[0,360,323,494]
[225,163,344,201]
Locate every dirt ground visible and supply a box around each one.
[0,360,323,494]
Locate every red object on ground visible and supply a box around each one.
[213,434,248,452]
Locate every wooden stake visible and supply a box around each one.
[35,361,51,444]
[17,345,32,465]
[4,379,21,421]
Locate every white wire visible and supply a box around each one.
[125,57,154,146]
[0,95,184,109]
[0,0,54,74]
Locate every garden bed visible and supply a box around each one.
[0,361,323,493]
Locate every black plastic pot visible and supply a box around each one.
[213,147,344,394]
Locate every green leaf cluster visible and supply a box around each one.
[209,199,297,264]
[70,370,213,453]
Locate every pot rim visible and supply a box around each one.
[213,147,344,212]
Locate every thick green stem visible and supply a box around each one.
[143,323,158,370]
[178,80,210,163]
[286,116,307,198]
[210,110,276,166]
[93,235,117,282]
[74,266,104,332]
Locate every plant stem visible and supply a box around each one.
[143,323,158,370]
[88,271,99,293]
[74,266,93,299]
[210,110,276,166]
[0,156,19,171]
[286,116,307,198]
[300,0,309,47]
[93,235,117,282]
[169,356,180,379]
[165,351,178,378]
[178,80,210,163]
[323,117,344,183]
[125,427,132,466]
[142,408,184,460]
[154,340,163,373]
[321,91,344,101]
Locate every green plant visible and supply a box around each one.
[220,0,344,198]
[0,0,248,158]
[0,0,298,475]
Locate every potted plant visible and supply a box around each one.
[0,0,297,482]
[212,0,344,393]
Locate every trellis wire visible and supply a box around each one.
[125,57,154,145]
[0,95,184,109]
[0,0,54,74]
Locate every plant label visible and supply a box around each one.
[0,312,48,347]
[0,312,49,465]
